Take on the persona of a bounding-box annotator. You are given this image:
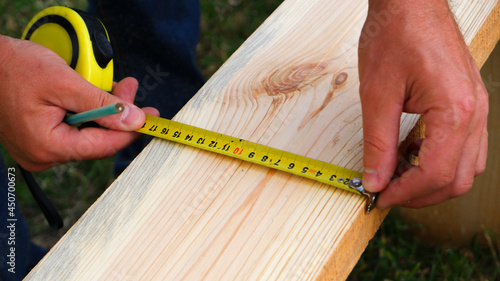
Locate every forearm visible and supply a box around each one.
[364,0,458,40]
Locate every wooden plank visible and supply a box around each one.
[26,0,498,280]
[398,0,500,246]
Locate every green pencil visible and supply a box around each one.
[64,103,125,125]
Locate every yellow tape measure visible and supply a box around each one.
[24,6,376,213]
[138,115,377,213]
[22,6,114,91]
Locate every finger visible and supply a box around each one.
[402,152,478,208]
[473,81,489,176]
[17,129,140,172]
[110,78,160,116]
[469,66,489,177]
[90,77,150,130]
[55,106,160,163]
[141,107,161,117]
[359,80,404,193]
[401,59,488,207]
[47,72,145,131]
[111,77,138,103]
[55,127,139,162]
[476,125,488,176]
[401,123,481,208]
[67,128,140,159]
[376,100,473,208]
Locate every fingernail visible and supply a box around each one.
[363,168,379,192]
[120,105,143,128]
[377,204,389,211]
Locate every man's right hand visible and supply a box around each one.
[358,0,489,209]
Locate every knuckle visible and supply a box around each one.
[445,99,475,130]
[93,91,111,109]
[439,85,478,130]
[477,91,489,118]
[449,180,473,198]
[363,133,393,155]
[475,81,488,98]
[475,161,487,176]
[458,96,476,117]
[475,166,486,177]
[430,168,455,189]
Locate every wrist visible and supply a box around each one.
[364,0,461,46]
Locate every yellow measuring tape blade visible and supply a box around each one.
[137,114,376,212]
[21,7,375,213]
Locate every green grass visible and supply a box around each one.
[349,213,500,281]
[1,0,499,280]
[198,1,281,78]
[0,0,87,37]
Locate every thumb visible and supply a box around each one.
[53,72,145,131]
[359,81,403,193]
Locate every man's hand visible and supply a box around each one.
[0,35,159,172]
[358,0,489,208]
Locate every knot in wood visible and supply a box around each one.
[334,72,348,87]
[262,62,328,96]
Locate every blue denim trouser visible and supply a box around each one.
[88,0,205,175]
[1,1,203,279]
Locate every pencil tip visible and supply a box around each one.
[115,103,125,113]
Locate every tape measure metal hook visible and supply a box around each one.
[349,178,377,212]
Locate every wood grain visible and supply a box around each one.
[26,0,498,280]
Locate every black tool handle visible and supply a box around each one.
[19,166,63,230]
